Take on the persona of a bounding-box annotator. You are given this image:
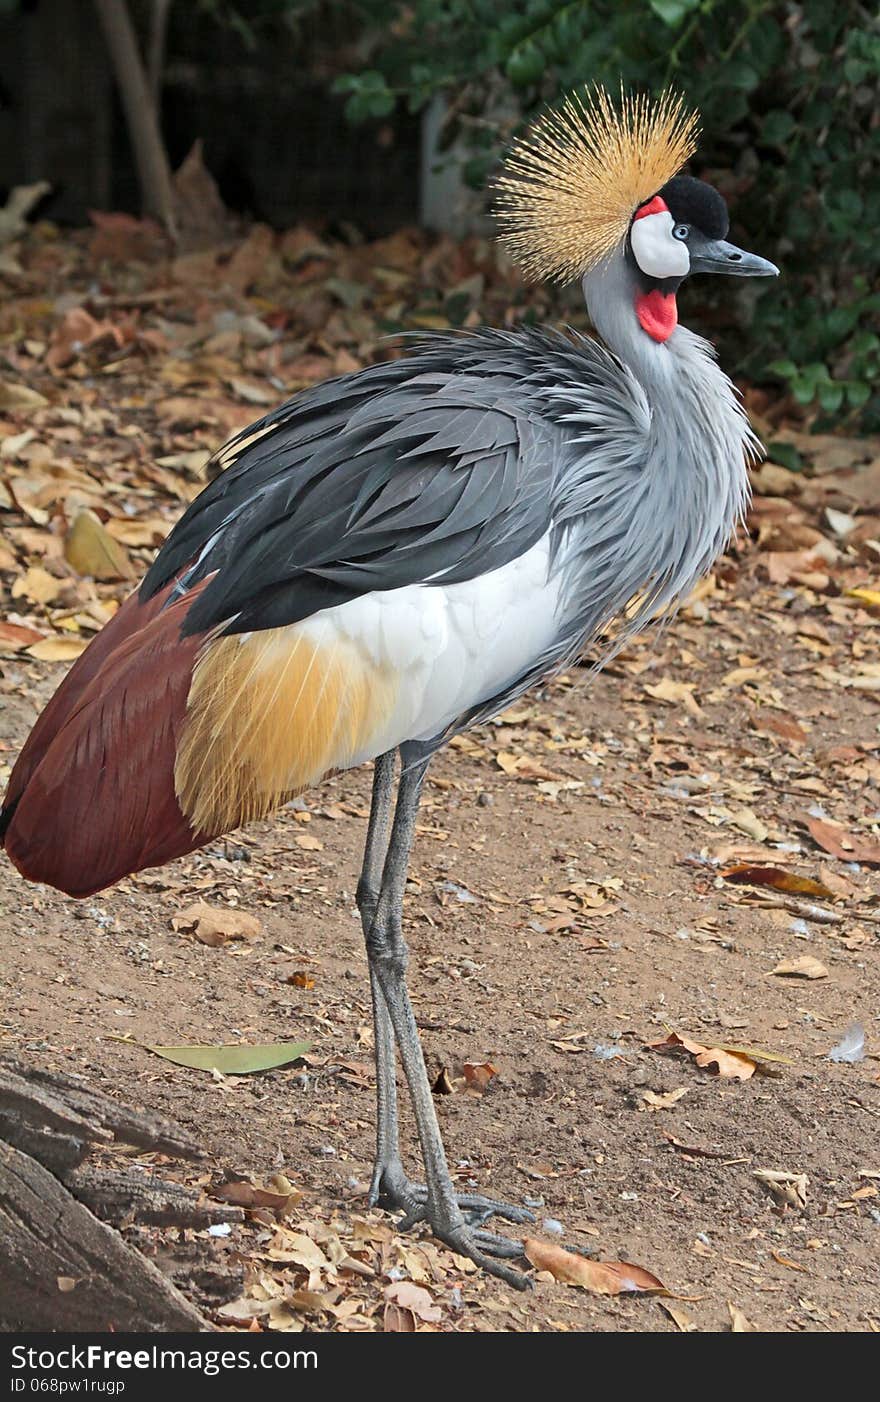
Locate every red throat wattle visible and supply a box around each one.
[635,289,677,343]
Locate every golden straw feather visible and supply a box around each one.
[494,86,700,283]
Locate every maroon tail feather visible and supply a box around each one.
[1,582,212,897]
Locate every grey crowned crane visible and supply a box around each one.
[1,89,778,1286]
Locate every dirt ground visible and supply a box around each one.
[2,566,879,1333]
[0,217,879,1333]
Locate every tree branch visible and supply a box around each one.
[92,0,177,237]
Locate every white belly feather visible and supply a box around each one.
[295,530,560,765]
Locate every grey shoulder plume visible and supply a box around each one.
[141,327,646,638]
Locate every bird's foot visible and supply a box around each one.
[369,1158,534,1229]
[368,1159,533,1288]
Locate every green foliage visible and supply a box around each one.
[338,1,880,429]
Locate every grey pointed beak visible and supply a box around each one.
[689,237,779,278]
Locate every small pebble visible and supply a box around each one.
[208,1223,232,1238]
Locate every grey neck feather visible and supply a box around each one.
[544,249,758,669]
[583,253,681,404]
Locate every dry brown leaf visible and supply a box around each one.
[285,1288,331,1316]
[171,901,262,947]
[524,1238,665,1294]
[495,751,564,782]
[770,955,828,980]
[293,832,324,852]
[771,1250,807,1271]
[461,1060,498,1091]
[806,816,880,867]
[211,1179,300,1214]
[721,864,835,901]
[658,1300,697,1331]
[65,509,135,582]
[266,1231,329,1271]
[663,1132,730,1160]
[0,619,45,652]
[728,808,769,842]
[383,1281,442,1323]
[648,1030,756,1081]
[227,375,276,406]
[644,678,702,715]
[383,1302,416,1332]
[105,517,172,547]
[88,209,165,263]
[221,224,276,294]
[641,1087,689,1111]
[0,380,48,411]
[728,1302,753,1332]
[754,1168,809,1210]
[46,306,124,371]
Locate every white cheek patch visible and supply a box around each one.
[630,210,690,280]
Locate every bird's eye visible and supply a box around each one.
[672,224,689,241]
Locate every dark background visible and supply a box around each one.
[0,0,420,231]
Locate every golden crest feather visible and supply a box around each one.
[494,86,700,283]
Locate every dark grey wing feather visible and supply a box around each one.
[142,329,571,638]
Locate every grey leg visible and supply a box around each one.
[365,753,531,1289]
[356,752,415,1210]
[357,753,531,1232]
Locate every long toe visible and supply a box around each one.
[469,1227,528,1259]
[453,1193,535,1227]
[440,1224,532,1289]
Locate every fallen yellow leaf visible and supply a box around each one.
[12,565,63,606]
[27,635,89,662]
[845,587,880,609]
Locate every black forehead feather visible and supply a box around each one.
[659,175,729,240]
